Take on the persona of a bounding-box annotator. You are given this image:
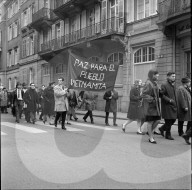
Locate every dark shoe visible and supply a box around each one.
[32,121,35,124]
[159,128,164,137]
[113,123,118,126]
[165,136,174,140]
[54,123,57,128]
[106,123,110,126]
[182,134,191,145]
[149,139,157,144]
[137,131,145,135]
[16,120,19,123]
[62,126,67,130]
[122,128,125,132]
[67,122,71,125]
[154,131,161,135]
[43,120,46,124]
[83,118,87,122]
[39,118,43,121]
[74,118,78,121]
[179,131,184,136]
[91,121,94,124]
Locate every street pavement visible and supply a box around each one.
[1,109,191,189]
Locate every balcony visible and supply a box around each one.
[39,17,124,55]
[30,8,57,31]
[158,0,191,25]
[54,0,100,18]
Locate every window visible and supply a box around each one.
[89,56,99,62]
[23,10,27,27]
[55,64,64,74]
[107,52,123,65]
[137,0,157,20]
[43,65,49,76]
[14,48,18,65]
[9,78,12,90]
[133,46,155,82]
[8,24,12,41]
[13,21,18,38]
[30,35,34,55]
[55,23,61,39]
[22,38,27,58]
[7,51,12,67]
[29,68,33,84]
[14,77,17,88]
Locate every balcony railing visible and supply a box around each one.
[55,0,72,9]
[40,17,124,53]
[158,0,191,21]
[32,8,57,24]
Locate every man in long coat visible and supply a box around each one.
[103,89,119,126]
[177,77,191,144]
[159,71,178,140]
[54,77,68,130]
[23,83,39,124]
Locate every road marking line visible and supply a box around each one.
[69,121,118,131]
[35,121,84,132]
[1,131,7,135]
[1,122,47,134]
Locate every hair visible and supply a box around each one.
[16,82,22,88]
[181,77,191,84]
[22,82,27,87]
[49,82,55,86]
[30,83,35,86]
[134,79,142,86]
[58,77,64,81]
[167,71,175,76]
[148,69,159,80]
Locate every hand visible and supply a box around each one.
[184,108,188,111]
[109,96,112,99]
[11,104,13,107]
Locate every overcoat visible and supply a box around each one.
[54,85,69,112]
[43,86,55,115]
[142,79,161,117]
[23,88,39,112]
[177,86,191,121]
[0,91,8,107]
[12,89,24,106]
[103,90,118,113]
[161,80,178,119]
[127,86,143,120]
[83,91,98,111]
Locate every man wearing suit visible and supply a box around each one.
[12,82,24,123]
[159,71,178,140]
[54,77,69,130]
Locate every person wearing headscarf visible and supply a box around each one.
[177,77,191,144]
[158,71,178,140]
[0,87,8,113]
[141,69,161,144]
[122,79,145,134]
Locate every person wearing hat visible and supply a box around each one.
[12,82,24,123]
[177,77,191,144]
[158,71,178,140]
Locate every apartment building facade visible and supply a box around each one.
[0,0,191,112]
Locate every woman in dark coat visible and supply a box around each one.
[177,77,191,139]
[142,69,161,144]
[43,82,55,124]
[122,79,145,134]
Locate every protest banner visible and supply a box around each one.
[67,52,120,92]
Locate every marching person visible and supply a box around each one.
[38,85,46,121]
[142,69,161,144]
[12,82,24,123]
[0,87,8,113]
[68,89,78,121]
[158,71,178,140]
[23,83,39,124]
[22,83,30,122]
[54,77,68,130]
[83,91,98,124]
[103,89,119,126]
[43,82,55,125]
[177,77,191,144]
[122,79,145,134]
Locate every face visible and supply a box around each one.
[42,86,45,90]
[23,85,27,89]
[186,81,191,87]
[17,85,22,89]
[51,83,55,88]
[138,80,142,86]
[168,74,176,82]
[153,74,159,81]
[30,83,35,89]
[58,78,64,85]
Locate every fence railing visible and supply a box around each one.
[40,17,124,53]
[158,0,191,21]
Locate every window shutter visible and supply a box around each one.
[60,20,64,36]
[95,4,101,33]
[26,37,29,56]
[76,14,80,39]
[52,24,55,39]
[65,18,69,43]
[17,47,20,63]
[101,0,107,33]
[21,13,23,28]
[39,31,43,51]
[39,0,44,9]
[7,53,9,67]
[150,0,157,15]
[118,0,124,32]
[12,49,14,65]
[127,0,134,23]
[81,10,86,38]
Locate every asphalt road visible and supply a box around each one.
[1,111,191,189]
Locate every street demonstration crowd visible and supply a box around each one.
[0,69,191,145]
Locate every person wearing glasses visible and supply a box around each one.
[54,77,68,130]
[23,83,39,124]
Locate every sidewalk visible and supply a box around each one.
[75,109,185,126]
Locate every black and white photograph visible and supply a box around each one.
[0,0,191,189]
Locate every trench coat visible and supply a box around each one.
[23,88,39,112]
[142,79,161,118]
[127,86,143,120]
[54,85,69,112]
[103,90,118,113]
[160,81,178,119]
[43,86,55,115]
[0,91,8,107]
[177,86,191,121]
[83,91,98,111]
